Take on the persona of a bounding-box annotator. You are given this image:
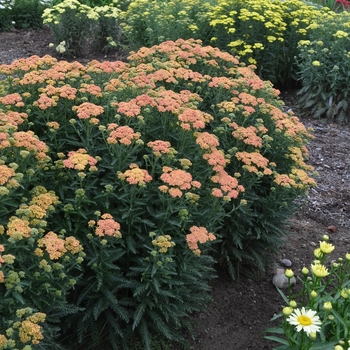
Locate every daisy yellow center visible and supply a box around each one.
[298,315,312,326]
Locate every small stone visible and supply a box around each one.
[309,242,316,247]
[280,259,292,267]
[327,225,337,233]
[272,272,296,289]
[274,267,285,275]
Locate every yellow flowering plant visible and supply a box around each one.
[296,11,350,122]
[117,0,329,86]
[207,0,330,86]
[265,236,350,349]
[0,39,315,348]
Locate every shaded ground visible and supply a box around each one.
[1,28,350,350]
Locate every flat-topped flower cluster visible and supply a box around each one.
[0,39,315,348]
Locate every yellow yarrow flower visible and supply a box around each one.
[311,263,329,278]
[312,61,321,67]
[319,241,335,254]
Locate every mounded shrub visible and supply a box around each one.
[296,10,350,122]
[0,39,314,349]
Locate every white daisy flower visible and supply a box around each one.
[287,307,321,336]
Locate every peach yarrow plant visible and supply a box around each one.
[0,39,315,348]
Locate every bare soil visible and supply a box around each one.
[1,27,350,350]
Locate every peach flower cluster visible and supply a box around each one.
[159,166,201,198]
[107,123,140,145]
[63,148,98,171]
[89,213,122,238]
[37,231,83,260]
[186,226,216,256]
[72,102,104,120]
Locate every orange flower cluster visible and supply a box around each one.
[40,84,77,101]
[211,169,244,199]
[155,89,199,114]
[186,226,216,256]
[94,213,121,238]
[118,163,152,186]
[13,130,49,161]
[0,93,24,107]
[104,78,127,92]
[117,100,141,117]
[34,94,58,110]
[147,140,172,157]
[152,235,175,253]
[72,102,104,120]
[0,111,28,127]
[0,164,16,186]
[79,83,102,97]
[107,123,140,145]
[195,132,220,150]
[178,108,213,130]
[203,149,228,172]
[18,312,46,345]
[128,38,239,68]
[208,76,239,89]
[86,59,127,74]
[236,66,269,91]
[264,104,313,141]
[37,231,83,260]
[63,148,98,171]
[236,151,271,174]
[231,124,263,148]
[6,217,31,239]
[37,231,67,260]
[195,131,243,199]
[159,166,201,198]
[46,121,60,130]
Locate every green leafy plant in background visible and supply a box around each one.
[11,0,51,29]
[117,0,215,49]
[42,0,121,57]
[0,39,315,348]
[265,236,350,350]
[0,0,14,31]
[296,11,350,122]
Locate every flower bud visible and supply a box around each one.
[346,253,350,261]
[322,235,329,241]
[282,306,293,316]
[289,300,297,308]
[334,345,344,350]
[323,301,332,311]
[301,267,309,275]
[285,269,294,278]
[314,248,323,259]
[310,290,317,299]
[309,332,317,340]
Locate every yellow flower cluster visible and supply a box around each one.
[0,308,46,347]
[152,234,175,253]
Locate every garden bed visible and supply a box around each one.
[1,28,350,350]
